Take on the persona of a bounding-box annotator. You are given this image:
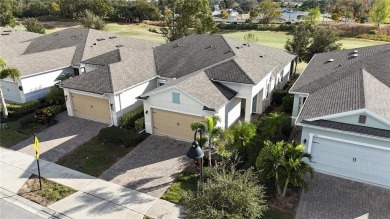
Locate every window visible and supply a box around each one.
[172,92,180,104]
[358,115,366,124]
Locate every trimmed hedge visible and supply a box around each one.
[120,106,144,130]
[134,117,145,133]
[282,94,294,113]
[6,100,42,118]
[272,89,287,105]
[98,126,141,147]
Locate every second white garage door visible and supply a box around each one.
[71,92,111,124]
[310,136,390,187]
[152,108,204,141]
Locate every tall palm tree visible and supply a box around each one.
[0,58,21,119]
[191,116,223,167]
[256,140,313,197]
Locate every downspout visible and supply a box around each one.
[118,93,123,116]
[105,93,115,127]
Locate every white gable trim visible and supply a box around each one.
[297,122,390,142]
[305,108,390,127]
[310,134,390,151]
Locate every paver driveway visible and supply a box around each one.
[296,172,390,219]
[12,112,107,162]
[100,135,190,198]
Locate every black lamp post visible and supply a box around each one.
[186,128,204,186]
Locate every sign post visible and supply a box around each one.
[34,134,42,190]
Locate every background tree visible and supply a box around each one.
[305,7,321,24]
[285,24,311,74]
[160,0,216,42]
[50,2,61,16]
[79,10,106,30]
[240,0,257,13]
[256,141,314,197]
[191,116,223,167]
[258,0,282,24]
[221,10,229,19]
[369,0,390,26]
[91,0,114,17]
[0,59,21,119]
[0,0,16,27]
[182,159,267,218]
[305,28,342,62]
[24,18,46,34]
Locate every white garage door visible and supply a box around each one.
[310,136,390,187]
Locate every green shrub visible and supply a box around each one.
[282,94,294,113]
[203,167,216,182]
[7,100,42,118]
[182,166,267,219]
[19,113,37,126]
[98,126,141,147]
[134,117,145,133]
[44,87,65,106]
[35,105,64,124]
[272,89,287,105]
[368,29,378,35]
[120,106,144,130]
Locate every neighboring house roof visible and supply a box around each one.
[154,34,296,84]
[302,120,390,139]
[141,71,237,111]
[61,66,113,94]
[62,48,157,94]
[291,44,390,123]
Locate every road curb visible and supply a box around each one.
[0,188,71,219]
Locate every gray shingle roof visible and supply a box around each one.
[141,71,237,111]
[24,28,89,66]
[293,44,390,122]
[205,60,254,84]
[82,49,121,65]
[154,34,235,79]
[302,120,390,139]
[62,47,157,94]
[61,66,113,94]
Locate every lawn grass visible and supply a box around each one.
[0,114,50,148]
[105,23,166,44]
[56,137,136,177]
[220,29,388,49]
[18,175,76,206]
[161,170,198,204]
[0,119,29,147]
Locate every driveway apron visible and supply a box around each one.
[100,135,191,198]
[11,112,107,162]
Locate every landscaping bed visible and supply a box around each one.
[17,175,76,206]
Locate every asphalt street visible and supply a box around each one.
[0,199,43,219]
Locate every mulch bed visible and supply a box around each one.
[268,187,301,214]
[17,175,76,207]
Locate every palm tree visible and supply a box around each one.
[225,121,256,157]
[256,140,313,197]
[0,58,21,119]
[259,112,291,141]
[191,116,223,167]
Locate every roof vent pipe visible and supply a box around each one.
[351,54,358,57]
[353,50,358,53]
[327,58,334,62]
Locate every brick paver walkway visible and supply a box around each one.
[100,135,190,198]
[11,112,107,162]
[296,172,390,219]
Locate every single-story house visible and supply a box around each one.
[140,35,296,140]
[0,28,76,103]
[2,28,296,141]
[290,44,390,188]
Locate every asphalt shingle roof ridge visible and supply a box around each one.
[296,47,390,94]
[291,44,390,93]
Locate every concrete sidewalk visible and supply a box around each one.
[0,147,183,219]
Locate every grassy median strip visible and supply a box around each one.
[18,175,76,207]
[56,137,136,177]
